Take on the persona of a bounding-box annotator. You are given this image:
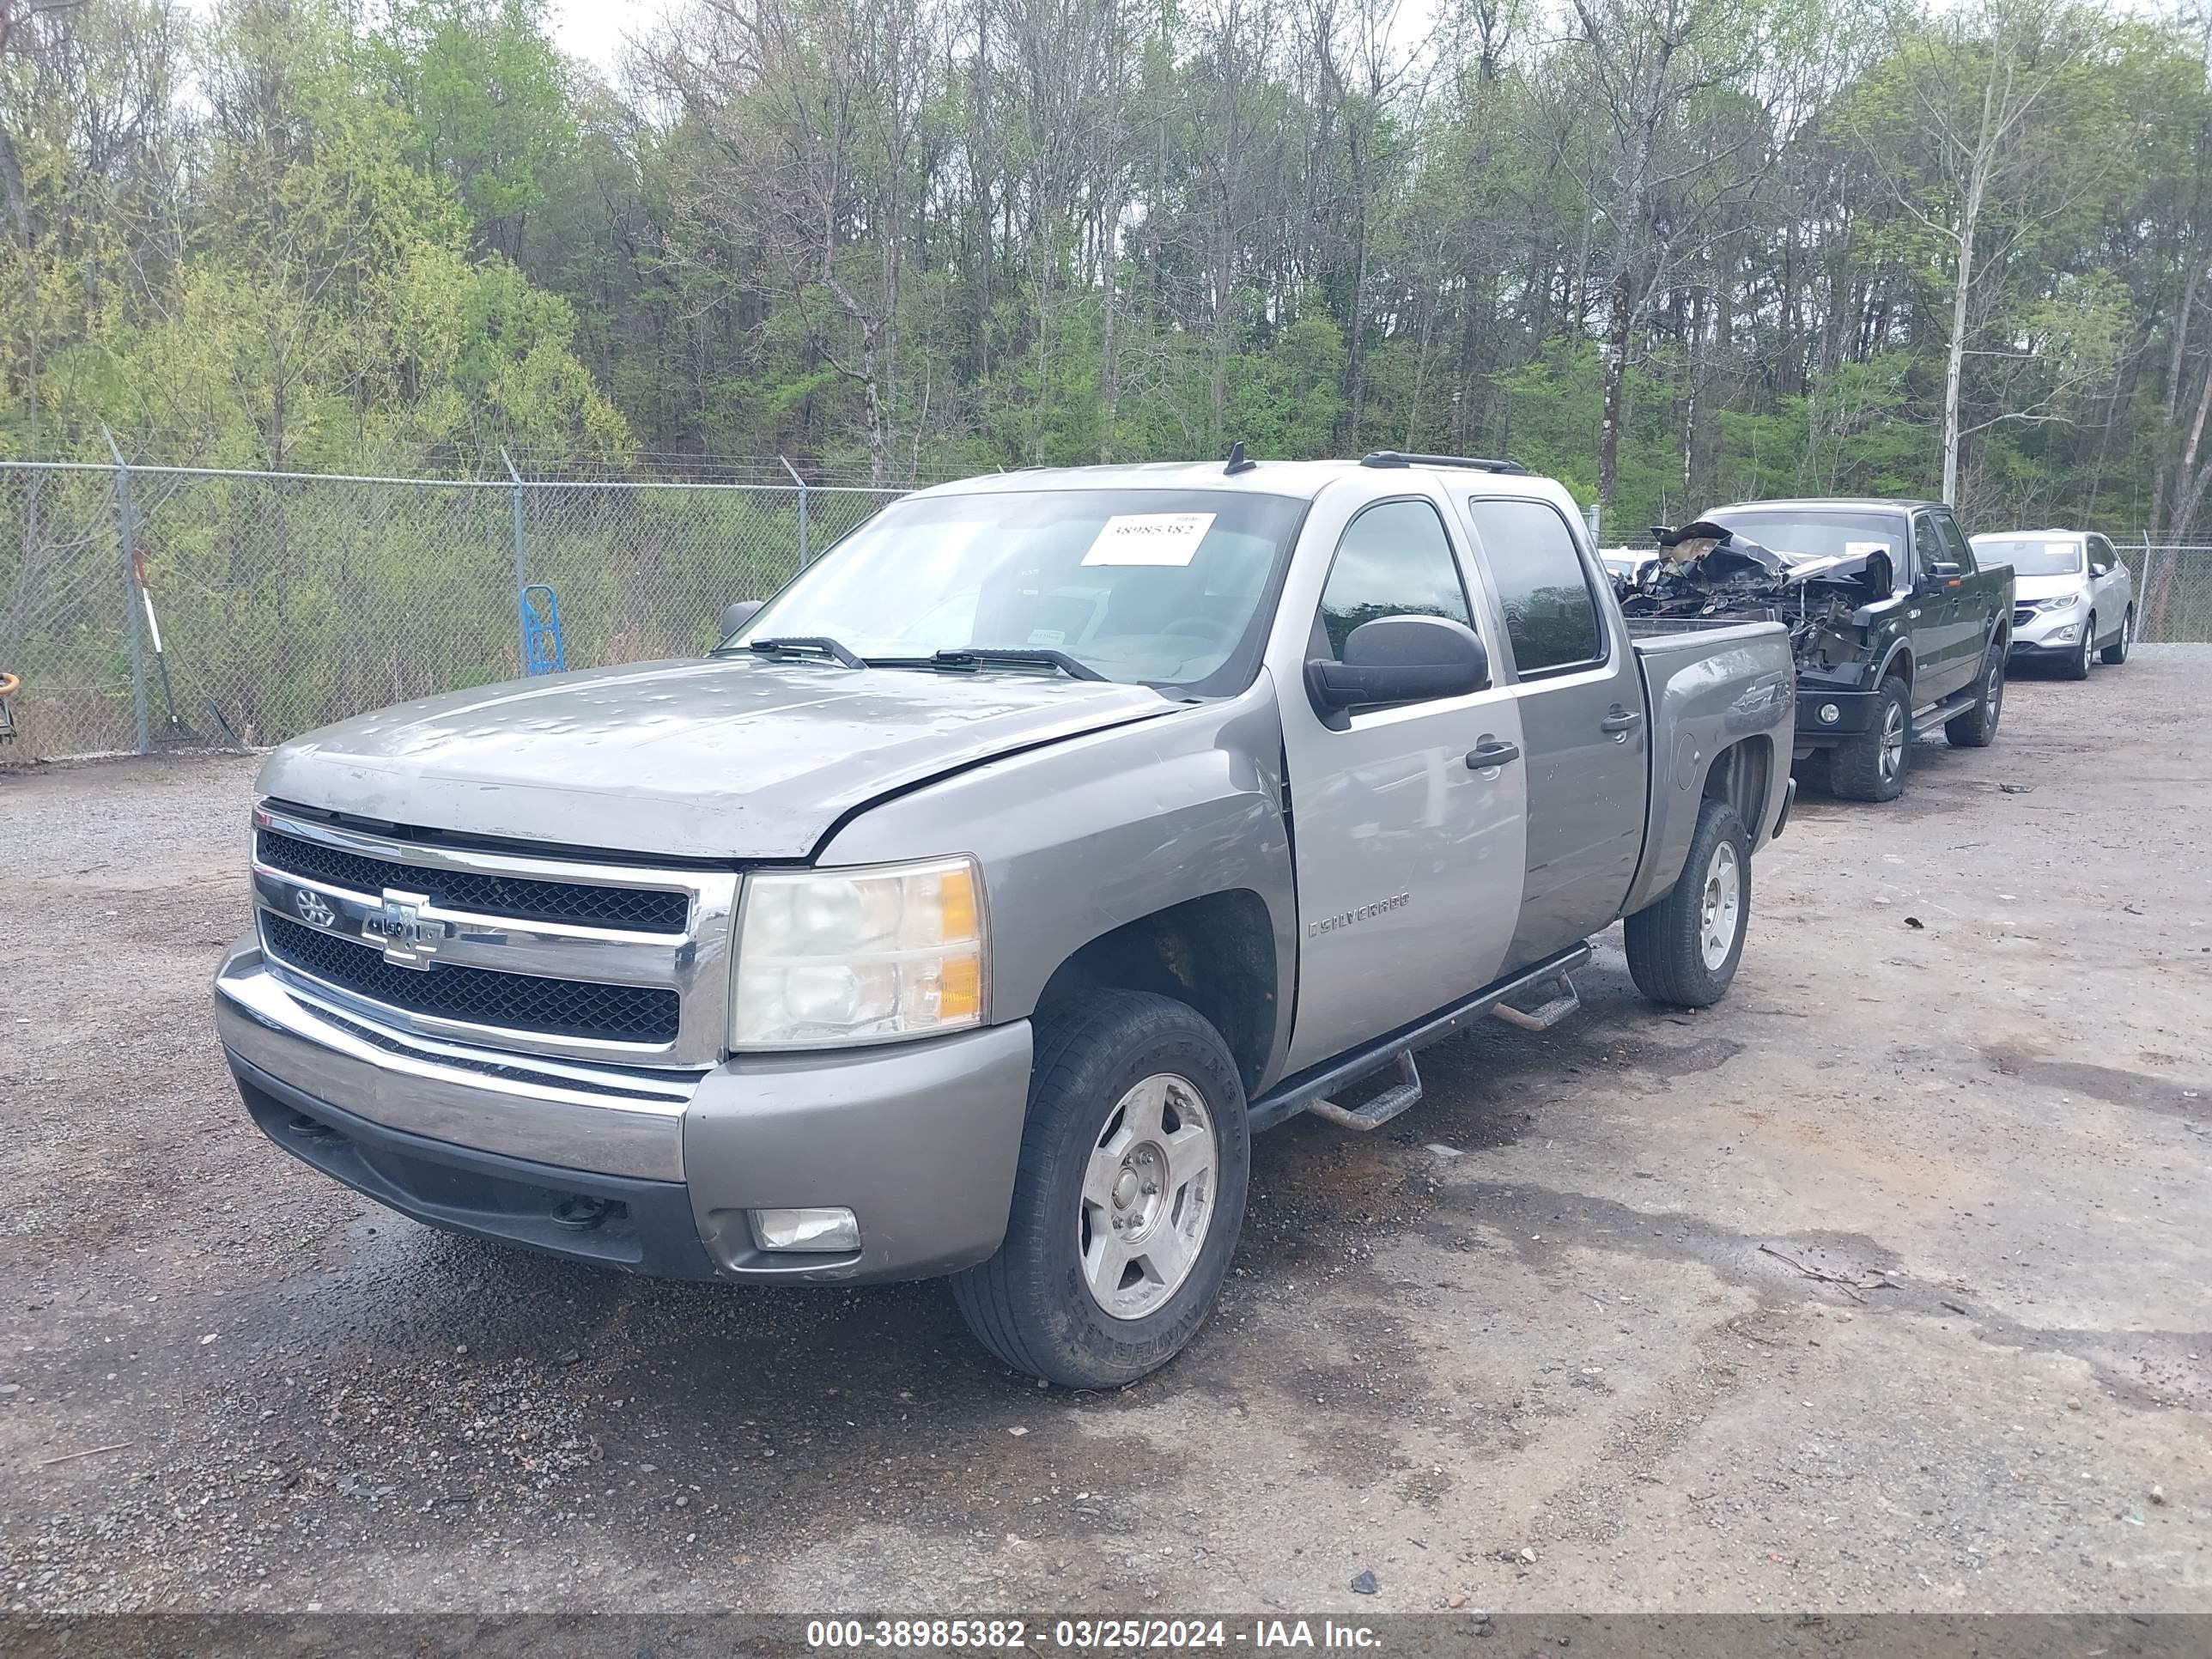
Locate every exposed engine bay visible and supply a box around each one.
[1615,520,1897,672]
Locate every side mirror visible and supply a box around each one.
[2089,562,2111,577]
[720,599,765,640]
[1926,560,1963,580]
[1306,615,1488,722]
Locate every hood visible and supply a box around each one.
[258,656,1182,860]
[2010,570,2088,604]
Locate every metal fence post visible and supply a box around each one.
[102,427,150,755]
[501,446,528,672]
[781,456,809,567]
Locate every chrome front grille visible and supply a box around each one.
[258,829,691,934]
[248,804,738,1066]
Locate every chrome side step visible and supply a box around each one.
[1491,971,1581,1032]
[1304,1051,1422,1133]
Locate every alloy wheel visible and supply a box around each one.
[1698,841,1741,972]
[1879,700,1906,782]
[1079,1073,1218,1320]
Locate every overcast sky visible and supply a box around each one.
[545,0,663,77]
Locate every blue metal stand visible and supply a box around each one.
[520,584,567,675]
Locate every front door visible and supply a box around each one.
[1277,495,1528,1073]
[1460,496,1647,968]
[1911,511,1969,702]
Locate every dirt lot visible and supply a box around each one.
[1,651,2208,1616]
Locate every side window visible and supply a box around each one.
[1936,514,1975,574]
[1911,514,1938,584]
[1312,499,1472,661]
[1462,498,1604,676]
[2089,534,2114,571]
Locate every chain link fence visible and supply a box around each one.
[0,458,900,762]
[2119,544,2212,644]
[10,459,2212,765]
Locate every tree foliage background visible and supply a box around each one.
[9,0,2212,538]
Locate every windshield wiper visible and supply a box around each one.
[917,647,1106,682]
[747,635,866,669]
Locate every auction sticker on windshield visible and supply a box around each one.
[1083,513,1216,566]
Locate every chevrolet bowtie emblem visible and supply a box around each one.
[361,890,448,969]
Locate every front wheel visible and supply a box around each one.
[1624,797,1751,1008]
[2101,606,2134,665]
[2061,613,2094,680]
[1829,675,1911,801]
[950,991,1250,1389]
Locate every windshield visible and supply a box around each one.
[727,489,1307,693]
[1703,508,1907,564]
[1972,535,2083,576]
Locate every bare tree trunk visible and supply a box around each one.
[1598,265,1632,515]
[1941,76,1996,507]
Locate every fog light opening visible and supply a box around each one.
[551,1194,613,1231]
[1817,702,1842,726]
[750,1206,861,1254]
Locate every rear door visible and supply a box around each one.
[1275,490,1528,1073]
[1930,511,1990,690]
[2087,534,2128,640]
[1459,495,1646,970]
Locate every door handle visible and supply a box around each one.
[1466,741,1520,769]
[1600,708,1643,734]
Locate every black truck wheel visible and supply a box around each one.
[1625,797,1751,1008]
[1945,646,2004,748]
[1829,674,1911,801]
[2101,606,2134,665]
[950,990,1249,1389]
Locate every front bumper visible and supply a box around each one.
[1791,684,1881,749]
[214,940,1035,1283]
[2009,608,2087,656]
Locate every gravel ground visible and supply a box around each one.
[1,648,2207,1615]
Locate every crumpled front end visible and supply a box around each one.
[1616,520,1894,676]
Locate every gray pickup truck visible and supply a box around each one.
[214,453,1796,1387]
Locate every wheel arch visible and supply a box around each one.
[1700,733,1772,826]
[1033,890,1279,1098]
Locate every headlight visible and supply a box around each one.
[730,856,986,1049]
[2031,595,2081,612]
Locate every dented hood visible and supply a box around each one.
[257,656,1181,860]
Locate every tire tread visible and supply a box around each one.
[949,990,1247,1387]
[1624,798,1749,1008]
[1829,675,1910,801]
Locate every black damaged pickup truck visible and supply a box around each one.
[1620,498,2014,803]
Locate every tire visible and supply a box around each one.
[1945,645,2004,748]
[949,990,1250,1389]
[1624,797,1751,1008]
[1829,674,1911,801]
[2101,605,2134,665]
[2061,613,2094,680]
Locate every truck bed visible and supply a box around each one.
[1618,614,1796,917]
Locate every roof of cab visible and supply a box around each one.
[904,458,1556,502]
[1707,496,1937,516]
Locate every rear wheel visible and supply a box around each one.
[1830,675,1911,802]
[1946,646,2004,748]
[950,991,1249,1389]
[2061,613,2094,680]
[1625,797,1751,1008]
[2101,605,2134,665]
